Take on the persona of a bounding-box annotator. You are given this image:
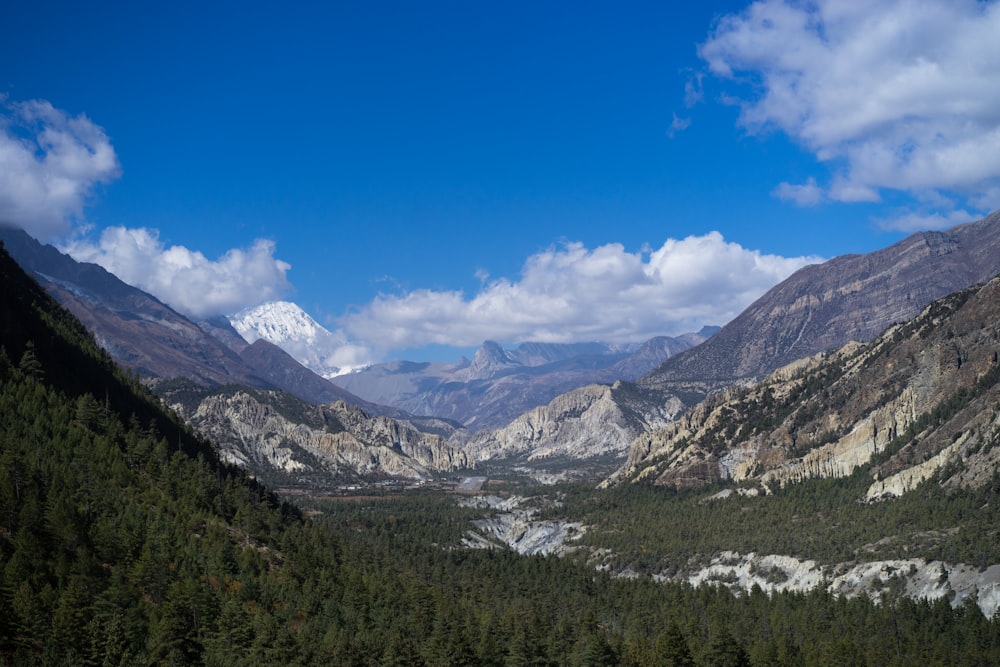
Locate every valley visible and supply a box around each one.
[3,211,1000,664]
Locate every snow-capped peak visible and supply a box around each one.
[229,301,347,378]
[231,301,325,345]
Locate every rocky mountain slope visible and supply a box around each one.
[160,382,466,488]
[609,273,1000,494]
[640,210,1000,399]
[0,227,384,410]
[454,381,683,474]
[155,375,682,487]
[333,330,715,430]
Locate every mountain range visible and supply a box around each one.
[0,227,397,415]
[331,331,716,430]
[5,233,995,660]
[3,210,1000,487]
[639,210,1000,399]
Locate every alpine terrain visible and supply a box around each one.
[2,226,1000,664]
[331,331,716,430]
[639,210,1000,400]
[230,300,353,379]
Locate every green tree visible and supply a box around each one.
[654,621,694,667]
[699,628,749,667]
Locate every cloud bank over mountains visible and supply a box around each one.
[699,0,1000,227]
[65,227,292,319]
[1,98,294,320]
[339,234,821,354]
[6,0,1000,363]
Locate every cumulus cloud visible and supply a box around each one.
[339,233,822,351]
[699,0,1000,213]
[64,227,292,318]
[0,98,120,240]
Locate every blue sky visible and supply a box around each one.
[3,1,1000,367]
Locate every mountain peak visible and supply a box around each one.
[454,340,518,381]
[639,209,1000,397]
[229,301,346,378]
[230,301,324,345]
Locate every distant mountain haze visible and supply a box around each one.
[331,331,717,429]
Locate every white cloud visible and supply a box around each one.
[699,0,1000,211]
[773,178,824,206]
[0,99,120,240]
[339,233,822,351]
[64,227,292,319]
[874,208,978,233]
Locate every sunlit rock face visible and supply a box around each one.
[454,381,683,464]
[611,274,1000,495]
[168,389,467,483]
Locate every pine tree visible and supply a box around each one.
[654,621,694,667]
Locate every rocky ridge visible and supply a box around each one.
[333,331,715,430]
[609,274,1000,492]
[164,386,467,485]
[640,210,1000,399]
[455,381,683,467]
[160,377,685,486]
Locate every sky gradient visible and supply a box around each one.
[3,1,1000,367]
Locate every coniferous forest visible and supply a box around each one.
[3,241,1000,665]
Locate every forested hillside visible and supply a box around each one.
[3,241,1000,665]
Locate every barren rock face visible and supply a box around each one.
[611,275,1000,492]
[170,389,468,482]
[455,382,683,464]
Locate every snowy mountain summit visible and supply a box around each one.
[230,301,354,378]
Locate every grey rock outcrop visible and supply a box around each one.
[454,381,683,465]
[684,551,1000,618]
[460,495,585,556]
[611,274,1000,492]
[166,387,467,483]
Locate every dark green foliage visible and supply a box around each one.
[654,622,694,666]
[554,465,1000,571]
[2,242,999,665]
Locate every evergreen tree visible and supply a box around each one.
[654,621,694,667]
